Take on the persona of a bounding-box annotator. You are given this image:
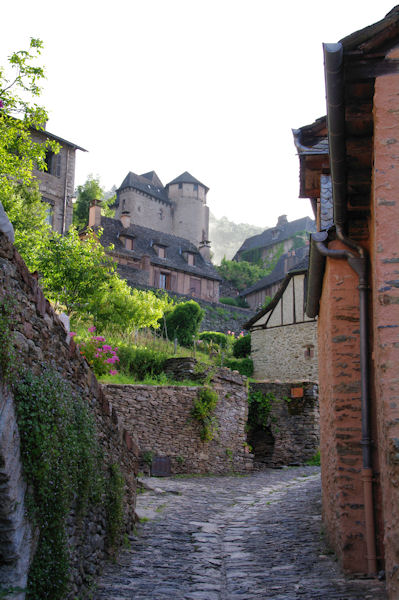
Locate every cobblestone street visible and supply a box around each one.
[95,467,386,600]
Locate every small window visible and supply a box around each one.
[159,272,170,290]
[45,151,61,177]
[125,238,133,251]
[187,253,195,266]
[193,183,198,191]
[178,182,183,189]
[304,345,314,359]
[158,246,165,258]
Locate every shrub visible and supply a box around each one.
[164,300,204,347]
[73,327,119,376]
[191,386,219,441]
[232,333,251,358]
[224,357,253,377]
[219,296,249,308]
[198,331,229,349]
[117,345,168,380]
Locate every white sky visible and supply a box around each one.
[1,1,395,227]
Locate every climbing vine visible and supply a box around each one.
[13,368,105,599]
[248,390,276,430]
[191,386,219,441]
[0,294,17,382]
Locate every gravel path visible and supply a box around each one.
[94,467,386,600]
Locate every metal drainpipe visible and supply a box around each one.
[313,231,377,575]
[62,148,70,235]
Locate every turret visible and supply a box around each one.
[166,172,210,251]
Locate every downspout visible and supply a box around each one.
[313,232,377,575]
[321,43,377,576]
[62,148,70,235]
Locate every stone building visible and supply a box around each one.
[115,170,210,254]
[31,128,86,234]
[239,245,309,310]
[89,204,221,303]
[295,7,399,597]
[244,258,318,382]
[233,214,315,265]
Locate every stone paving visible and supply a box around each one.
[94,467,387,600]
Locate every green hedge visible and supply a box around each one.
[232,333,251,358]
[198,331,229,349]
[224,357,253,377]
[117,345,168,380]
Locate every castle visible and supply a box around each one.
[115,170,211,258]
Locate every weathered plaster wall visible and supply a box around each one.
[251,321,318,382]
[371,68,399,599]
[317,243,367,574]
[0,233,138,599]
[248,382,319,468]
[117,187,173,234]
[104,369,253,475]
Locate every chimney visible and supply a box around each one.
[120,210,131,229]
[88,199,102,227]
[277,214,288,227]
[199,240,211,262]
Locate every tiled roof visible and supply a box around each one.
[99,217,221,281]
[166,171,209,192]
[239,246,309,297]
[234,216,315,258]
[117,172,170,204]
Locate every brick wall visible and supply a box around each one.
[0,233,138,598]
[317,243,367,573]
[104,368,253,475]
[371,68,399,598]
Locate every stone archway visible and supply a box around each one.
[247,425,275,468]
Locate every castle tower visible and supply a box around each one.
[166,172,210,253]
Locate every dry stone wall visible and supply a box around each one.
[0,232,138,599]
[104,368,253,475]
[248,382,319,468]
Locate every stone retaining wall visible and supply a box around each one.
[248,382,319,468]
[0,232,138,599]
[104,368,253,475]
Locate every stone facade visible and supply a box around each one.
[0,232,138,599]
[116,171,210,251]
[31,129,85,234]
[251,321,318,382]
[246,269,318,382]
[248,382,319,468]
[104,368,253,475]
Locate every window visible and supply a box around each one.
[158,246,165,258]
[178,182,183,189]
[304,345,314,359]
[45,150,61,177]
[193,183,198,191]
[187,253,195,266]
[159,272,170,290]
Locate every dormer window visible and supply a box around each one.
[153,243,167,258]
[120,235,134,250]
[187,253,195,266]
[271,228,279,240]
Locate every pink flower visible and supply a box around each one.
[88,326,96,333]
[102,344,112,352]
[93,336,106,342]
[109,370,118,375]
[69,331,77,337]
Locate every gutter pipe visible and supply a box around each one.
[312,43,378,576]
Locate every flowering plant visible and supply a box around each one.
[70,327,119,377]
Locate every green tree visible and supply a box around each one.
[216,258,267,291]
[36,227,116,314]
[0,180,51,270]
[0,38,59,195]
[73,175,104,230]
[164,300,204,347]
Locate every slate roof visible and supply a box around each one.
[99,217,221,281]
[239,246,309,297]
[243,256,310,330]
[292,116,328,156]
[117,171,171,204]
[166,171,209,192]
[234,216,315,259]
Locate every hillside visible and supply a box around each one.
[209,213,266,265]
